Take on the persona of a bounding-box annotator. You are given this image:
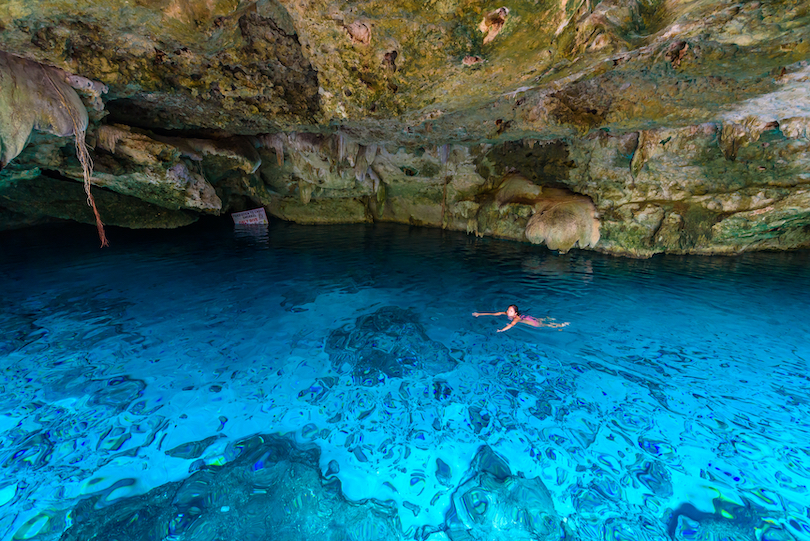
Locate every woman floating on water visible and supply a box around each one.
[472,304,569,333]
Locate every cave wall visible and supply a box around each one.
[0,0,809,256]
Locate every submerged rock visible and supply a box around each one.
[666,498,779,541]
[56,439,576,541]
[325,306,457,384]
[443,446,567,541]
[60,434,403,541]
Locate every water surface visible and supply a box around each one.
[1,221,808,540]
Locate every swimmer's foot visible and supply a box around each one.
[545,322,570,329]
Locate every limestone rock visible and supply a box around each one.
[444,446,566,541]
[0,52,88,166]
[268,197,370,225]
[88,126,222,212]
[0,176,197,229]
[152,136,262,176]
[345,21,372,46]
[780,117,810,140]
[494,173,543,207]
[654,211,684,249]
[0,0,809,255]
[479,8,510,45]
[525,189,601,253]
[0,206,51,230]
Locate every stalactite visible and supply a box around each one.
[367,166,380,193]
[335,132,348,163]
[438,144,449,165]
[439,144,451,229]
[97,125,128,154]
[365,144,378,163]
[298,179,313,204]
[260,134,285,166]
[377,181,386,215]
[354,145,368,182]
[440,164,451,230]
[287,132,322,154]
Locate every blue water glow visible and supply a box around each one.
[1,221,809,540]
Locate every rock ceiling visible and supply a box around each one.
[1,0,809,256]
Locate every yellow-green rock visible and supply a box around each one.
[1,0,809,255]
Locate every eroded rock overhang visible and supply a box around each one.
[0,0,809,256]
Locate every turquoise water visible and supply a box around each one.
[1,220,809,541]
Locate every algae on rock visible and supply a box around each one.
[1,0,810,256]
[0,175,198,229]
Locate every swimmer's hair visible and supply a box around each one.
[508,304,520,314]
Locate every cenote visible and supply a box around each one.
[1,220,808,541]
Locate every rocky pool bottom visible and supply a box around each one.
[1,220,808,541]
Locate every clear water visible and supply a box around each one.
[1,220,809,541]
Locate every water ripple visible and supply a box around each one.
[1,222,809,540]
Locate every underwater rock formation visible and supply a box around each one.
[60,434,404,541]
[56,436,578,541]
[325,306,458,384]
[441,446,568,541]
[666,498,788,541]
[0,0,809,255]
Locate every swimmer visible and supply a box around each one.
[472,304,569,333]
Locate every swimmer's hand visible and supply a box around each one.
[497,321,517,333]
[472,312,480,317]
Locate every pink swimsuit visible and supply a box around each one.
[519,315,541,327]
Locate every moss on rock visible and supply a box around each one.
[1,0,810,255]
[268,197,370,224]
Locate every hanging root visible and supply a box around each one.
[440,159,449,230]
[84,181,108,247]
[44,68,109,247]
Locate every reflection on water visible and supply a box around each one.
[1,220,809,541]
[233,224,269,245]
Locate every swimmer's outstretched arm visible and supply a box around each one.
[472,311,506,317]
[497,319,518,333]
